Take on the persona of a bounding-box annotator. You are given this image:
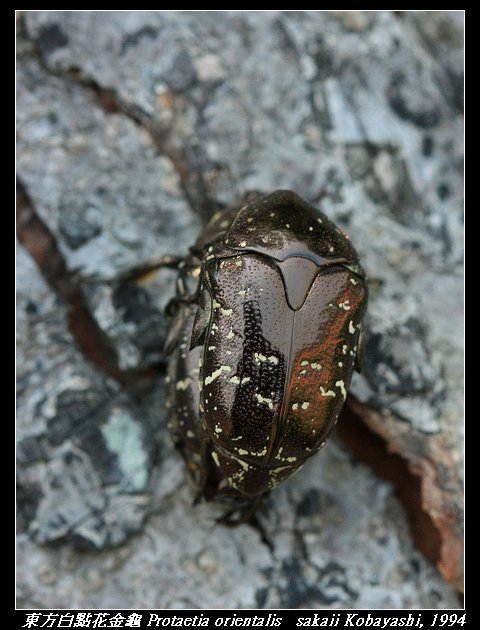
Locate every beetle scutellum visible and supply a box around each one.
[163,190,367,523]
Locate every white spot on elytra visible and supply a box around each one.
[238,289,246,296]
[336,380,347,398]
[317,217,323,224]
[309,226,313,231]
[292,403,299,411]
[227,329,235,340]
[286,456,297,463]
[229,376,241,384]
[241,376,251,385]
[320,387,336,397]
[214,424,223,434]
[301,360,309,366]
[311,362,322,370]
[301,402,310,410]
[208,346,216,351]
[239,240,247,247]
[338,361,343,367]
[254,353,278,365]
[342,345,348,354]
[211,452,220,467]
[247,217,253,223]
[238,448,249,456]
[339,300,351,311]
[221,308,233,316]
[176,378,192,391]
[329,246,334,252]
[205,365,231,385]
[255,393,274,410]
[350,278,358,285]
[272,465,291,475]
[285,223,290,228]
[186,430,195,438]
[349,321,356,334]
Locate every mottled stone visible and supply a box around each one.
[17,10,463,609]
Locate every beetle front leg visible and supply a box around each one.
[76,254,188,287]
[115,255,187,285]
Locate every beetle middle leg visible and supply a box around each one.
[191,428,219,505]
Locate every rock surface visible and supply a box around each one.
[17,11,463,609]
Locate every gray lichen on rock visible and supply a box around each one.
[17,11,463,609]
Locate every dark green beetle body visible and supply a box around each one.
[165,190,367,520]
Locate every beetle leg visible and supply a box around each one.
[216,495,265,527]
[194,428,222,504]
[164,270,205,318]
[116,255,187,285]
[170,417,211,505]
[76,255,188,287]
[165,292,203,316]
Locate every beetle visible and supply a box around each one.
[161,190,368,524]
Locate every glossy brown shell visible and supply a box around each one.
[167,190,367,500]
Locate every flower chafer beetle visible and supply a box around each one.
[162,190,367,524]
